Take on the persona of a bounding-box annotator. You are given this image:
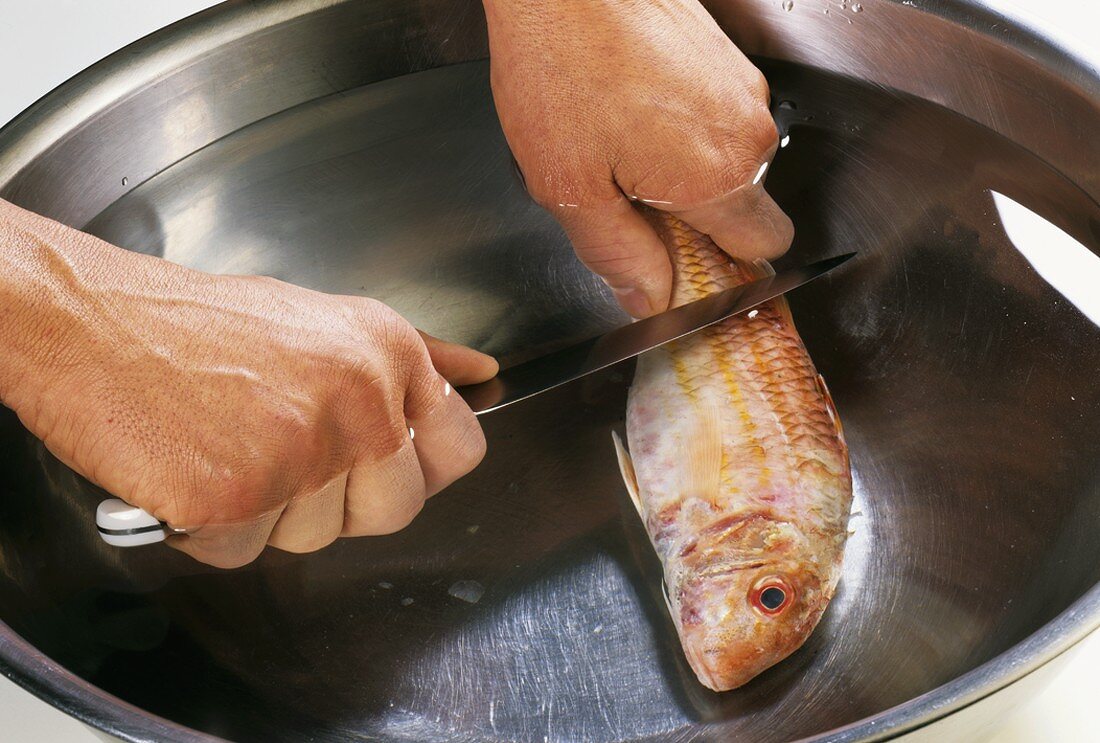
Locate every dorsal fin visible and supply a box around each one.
[815,374,847,450]
[748,258,777,279]
[740,258,796,327]
[662,580,682,633]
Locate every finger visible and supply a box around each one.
[667,176,794,262]
[266,472,348,553]
[167,509,281,569]
[418,331,498,385]
[661,117,793,263]
[551,197,673,318]
[404,356,486,497]
[342,434,426,536]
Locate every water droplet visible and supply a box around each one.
[121,177,129,187]
[823,7,830,14]
[853,2,863,10]
[400,597,414,606]
[780,134,791,148]
[466,524,480,534]
[378,581,393,590]
[448,580,485,604]
[782,0,794,10]
[840,1,847,9]
[778,99,797,110]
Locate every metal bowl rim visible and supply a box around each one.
[0,0,1096,740]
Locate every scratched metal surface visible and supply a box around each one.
[0,1,1099,742]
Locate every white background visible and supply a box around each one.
[0,0,1098,740]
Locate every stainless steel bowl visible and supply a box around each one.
[1,1,1098,741]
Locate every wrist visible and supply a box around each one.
[0,200,117,408]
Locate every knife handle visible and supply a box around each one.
[96,499,169,547]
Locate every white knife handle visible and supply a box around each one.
[96,499,168,547]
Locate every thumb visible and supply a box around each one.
[418,331,498,386]
[551,197,673,318]
[662,134,793,263]
[667,178,794,262]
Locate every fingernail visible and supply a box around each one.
[612,286,656,318]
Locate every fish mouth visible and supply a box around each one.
[682,639,782,692]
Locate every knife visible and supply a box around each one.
[460,252,854,414]
[96,252,854,546]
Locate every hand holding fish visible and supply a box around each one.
[483,0,795,317]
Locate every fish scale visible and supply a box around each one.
[613,211,852,691]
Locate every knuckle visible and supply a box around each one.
[346,297,402,341]
[444,417,488,474]
[745,67,771,104]
[711,113,778,183]
[370,420,410,461]
[455,422,488,473]
[356,301,425,375]
[269,404,323,460]
[188,465,272,525]
[425,422,487,496]
[666,114,780,208]
[741,103,780,154]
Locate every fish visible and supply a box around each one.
[612,211,853,691]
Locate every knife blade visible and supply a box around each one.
[458,252,855,415]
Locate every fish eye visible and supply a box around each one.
[750,577,794,616]
[761,586,786,610]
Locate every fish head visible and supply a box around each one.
[671,514,837,691]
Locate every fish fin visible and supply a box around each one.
[612,430,643,517]
[747,258,777,279]
[686,405,724,503]
[743,258,796,327]
[770,293,796,328]
[816,374,847,448]
[662,580,682,633]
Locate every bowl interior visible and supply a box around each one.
[0,2,1098,741]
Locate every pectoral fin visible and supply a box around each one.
[686,405,724,504]
[612,431,643,517]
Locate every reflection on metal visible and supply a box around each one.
[992,190,1100,327]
